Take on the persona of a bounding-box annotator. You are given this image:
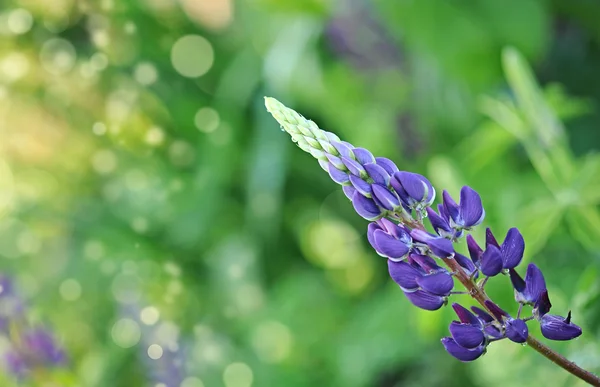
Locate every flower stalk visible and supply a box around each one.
[265,97,600,386]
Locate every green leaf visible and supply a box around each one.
[565,205,600,251]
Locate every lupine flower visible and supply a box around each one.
[510,263,547,305]
[367,219,412,261]
[441,187,485,230]
[540,311,582,341]
[390,171,435,212]
[266,98,589,371]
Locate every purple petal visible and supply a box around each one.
[5,350,26,378]
[349,174,372,197]
[501,228,525,269]
[454,253,478,277]
[525,263,547,305]
[393,171,431,203]
[388,260,422,290]
[427,207,451,236]
[509,269,530,304]
[459,186,484,228]
[441,337,485,362]
[484,300,509,321]
[540,313,582,341]
[327,163,349,184]
[416,272,454,296]
[485,228,500,248]
[442,190,460,224]
[372,185,401,211]
[330,140,353,159]
[364,163,390,186]
[438,203,449,222]
[351,191,382,221]
[409,254,441,272]
[325,153,345,170]
[403,290,446,311]
[342,185,356,200]
[373,230,410,260]
[367,223,380,253]
[505,319,529,343]
[342,156,366,177]
[449,322,485,349]
[471,306,494,323]
[466,235,483,265]
[480,245,503,277]
[375,157,399,175]
[352,147,375,165]
[534,290,552,317]
[484,325,504,340]
[452,303,482,326]
[409,229,435,244]
[427,238,455,259]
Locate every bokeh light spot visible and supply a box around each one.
[40,38,76,75]
[145,126,165,146]
[147,344,163,360]
[60,278,82,301]
[251,320,293,363]
[180,377,205,387]
[134,62,158,85]
[92,149,118,175]
[93,122,107,135]
[7,9,33,35]
[195,107,220,133]
[223,362,253,387]
[171,35,214,78]
[111,318,141,348]
[140,306,160,325]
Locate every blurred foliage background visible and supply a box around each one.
[0,0,599,386]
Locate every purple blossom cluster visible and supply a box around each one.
[264,96,583,364]
[0,275,67,379]
[339,148,581,361]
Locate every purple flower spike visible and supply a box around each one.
[5,351,26,378]
[416,272,454,296]
[500,228,525,269]
[480,245,503,277]
[441,337,486,362]
[388,260,422,290]
[449,322,485,349]
[390,171,435,208]
[23,327,67,365]
[403,290,446,311]
[352,191,383,221]
[540,312,582,341]
[506,319,529,343]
